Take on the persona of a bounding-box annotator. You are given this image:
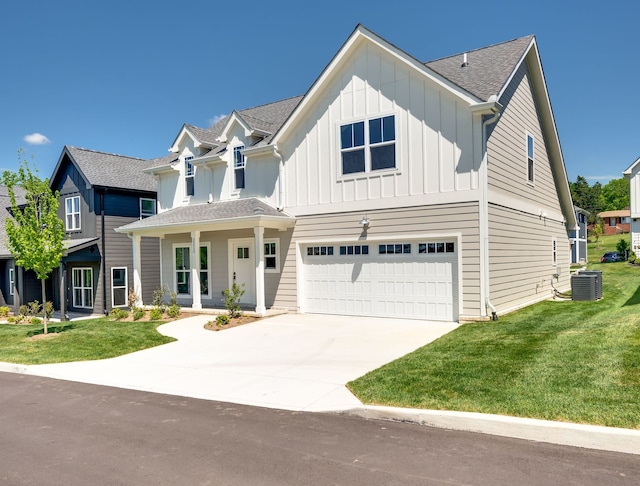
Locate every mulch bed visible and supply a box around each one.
[204,315,261,332]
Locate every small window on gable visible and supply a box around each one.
[140,198,156,218]
[234,146,245,190]
[65,195,81,231]
[527,134,534,183]
[185,156,195,197]
[340,115,396,176]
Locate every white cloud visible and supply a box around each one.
[208,114,227,127]
[23,133,51,145]
[585,175,619,182]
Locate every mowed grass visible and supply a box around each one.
[0,318,174,365]
[348,234,640,429]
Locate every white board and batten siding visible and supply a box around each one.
[280,41,480,216]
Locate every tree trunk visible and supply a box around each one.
[41,278,48,335]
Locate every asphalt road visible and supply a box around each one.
[0,372,637,485]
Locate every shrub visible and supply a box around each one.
[152,285,168,313]
[19,305,29,317]
[617,239,630,258]
[128,289,140,311]
[222,283,245,318]
[167,304,180,318]
[43,301,54,318]
[30,317,42,325]
[149,308,163,320]
[215,314,230,327]
[629,251,637,264]
[109,308,129,320]
[28,300,41,317]
[7,316,15,323]
[0,306,9,317]
[133,308,146,321]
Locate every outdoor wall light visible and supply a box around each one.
[360,215,370,228]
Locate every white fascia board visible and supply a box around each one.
[623,156,640,177]
[143,163,175,176]
[114,214,296,237]
[517,41,577,230]
[242,144,274,158]
[272,24,480,146]
[169,125,200,153]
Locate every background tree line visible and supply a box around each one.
[569,176,629,225]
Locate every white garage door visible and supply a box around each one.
[302,240,457,321]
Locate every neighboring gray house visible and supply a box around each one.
[47,146,161,315]
[570,206,589,264]
[117,25,576,322]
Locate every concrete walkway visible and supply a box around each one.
[1,313,639,455]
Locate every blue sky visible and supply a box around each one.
[1,0,637,185]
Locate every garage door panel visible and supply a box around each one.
[303,241,457,321]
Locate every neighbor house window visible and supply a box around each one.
[8,268,14,296]
[264,239,279,273]
[610,217,616,227]
[185,156,195,197]
[111,267,128,308]
[140,198,156,218]
[72,268,93,308]
[234,146,245,189]
[341,115,395,175]
[65,195,81,231]
[527,134,534,183]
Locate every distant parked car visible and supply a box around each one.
[601,252,622,263]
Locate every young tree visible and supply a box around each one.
[2,151,65,334]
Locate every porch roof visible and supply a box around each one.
[115,198,295,236]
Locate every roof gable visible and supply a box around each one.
[51,146,157,193]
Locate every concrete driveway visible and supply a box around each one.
[10,313,458,412]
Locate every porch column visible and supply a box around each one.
[191,230,202,310]
[254,226,266,315]
[59,262,66,321]
[129,234,143,307]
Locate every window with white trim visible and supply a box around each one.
[527,134,534,183]
[200,245,209,296]
[340,245,369,255]
[140,198,156,218]
[340,115,396,175]
[307,246,334,256]
[418,242,455,254]
[8,267,14,296]
[111,267,128,308]
[175,246,190,295]
[72,267,93,308]
[65,195,81,231]
[379,243,411,255]
[185,156,195,197]
[234,146,245,189]
[264,239,279,273]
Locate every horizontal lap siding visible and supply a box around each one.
[488,204,570,312]
[274,202,481,317]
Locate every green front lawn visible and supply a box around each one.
[0,318,174,365]
[349,234,640,429]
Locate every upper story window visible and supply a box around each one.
[65,195,81,231]
[340,115,396,176]
[140,198,156,218]
[527,134,534,183]
[234,146,245,190]
[185,156,195,197]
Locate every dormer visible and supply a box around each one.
[216,111,270,147]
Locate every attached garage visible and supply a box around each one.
[301,239,458,321]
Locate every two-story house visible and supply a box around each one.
[50,146,161,316]
[623,157,640,252]
[117,25,576,322]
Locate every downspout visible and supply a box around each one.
[273,144,285,211]
[480,101,501,321]
[101,190,107,314]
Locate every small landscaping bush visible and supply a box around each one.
[149,308,163,320]
[167,304,180,318]
[30,317,42,325]
[0,306,9,317]
[152,285,169,313]
[132,308,146,321]
[629,251,637,264]
[215,314,230,327]
[109,308,129,320]
[222,283,245,318]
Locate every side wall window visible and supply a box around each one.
[234,146,245,190]
[185,156,195,197]
[264,239,279,273]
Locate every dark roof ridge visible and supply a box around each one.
[424,34,535,64]
[67,145,146,161]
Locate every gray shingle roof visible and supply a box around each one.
[425,36,534,102]
[0,185,26,258]
[118,198,293,232]
[65,146,158,192]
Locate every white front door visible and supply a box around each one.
[231,239,255,304]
